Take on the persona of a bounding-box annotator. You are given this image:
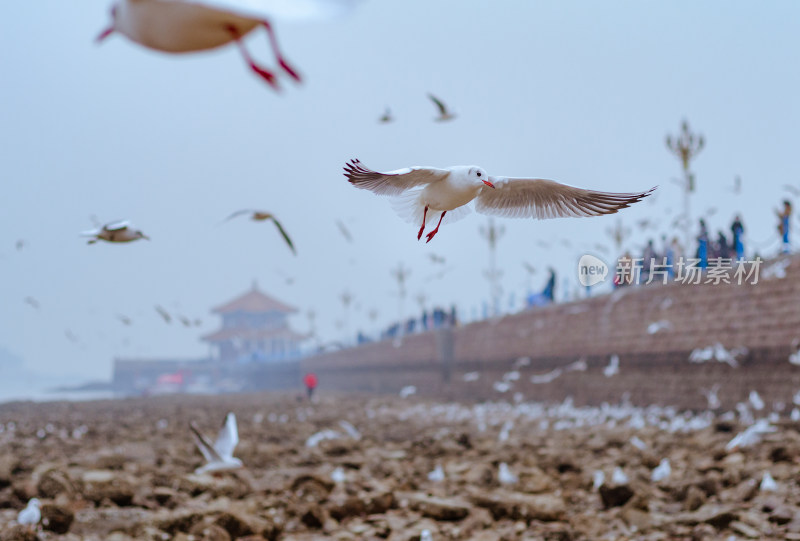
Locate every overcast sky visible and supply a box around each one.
[1,1,799,391]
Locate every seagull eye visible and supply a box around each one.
[477,172,482,177]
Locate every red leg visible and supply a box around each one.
[227,25,280,90]
[417,206,429,240]
[261,20,301,82]
[425,211,446,243]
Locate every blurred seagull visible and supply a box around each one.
[428,253,446,265]
[335,219,353,243]
[24,296,40,310]
[783,184,800,197]
[378,107,393,124]
[223,210,296,254]
[190,412,243,474]
[155,305,172,324]
[178,315,193,327]
[82,220,149,244]
[523,261,536,274]
[730,175,742,194]
[428,93,456,122]
[96,0,356,90]
[116,314,132,326]
[17,498,40,527]
[15,239,26,251]
[344,159,655,243]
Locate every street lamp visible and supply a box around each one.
[666,119,705,252]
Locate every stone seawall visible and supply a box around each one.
[302,255,800,410]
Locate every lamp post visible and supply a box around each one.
[390,263,411,334]
[666,119,705,252]
[480,218,505,316]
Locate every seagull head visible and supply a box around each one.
[96,5,119,43]
[135,230,150,241]
[466,166,494,188]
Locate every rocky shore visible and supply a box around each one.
[1,392,799,540]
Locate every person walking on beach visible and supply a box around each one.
[731,215,745,261]
[303,372,318,401]
[777,200,792,254]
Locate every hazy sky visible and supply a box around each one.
[2,1,799,386]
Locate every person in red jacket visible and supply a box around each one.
[303,372,318,401]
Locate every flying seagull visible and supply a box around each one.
[223,210,296,254]
[82,221,149,244]
[190,412,243,474]
[344,159,655,243]
[335,219,353,243]
[379,107,393,124]
[96,0,356,90]
[155,305,172,324]
[428,93,455,122]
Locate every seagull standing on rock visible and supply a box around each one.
[96,0,356,90]
[344,159,655,243]
[17,498,41,528]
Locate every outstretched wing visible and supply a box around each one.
[189,0,358,22]
[476,177,656,219]
[190,421,222,463]
[427,93,448,115]
[344,159,449,196]
[270,217,296,255]
[104,220,130,232]
[222,209,254,223]
[213,412,239,460]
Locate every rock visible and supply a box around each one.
[0,525,39,541]
[599,483,634,508]
[152,486,179,508]
[213,511,255,538]
[291,474,334,501]
[470,491,566,522]
[0,454,17,488]
[769,505,795,525]
[621,507,650,532]
[684,485,706,511]
[730,520,762,538]
[81,470,135,506]
[36,468,74,499]
[300,505,326,529]
[155,511,204,534]
[40,503,74,534]
[406,493,472,521]
[188,522,231,541]
[678,504,738,529]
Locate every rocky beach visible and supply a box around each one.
[1,392,799,540]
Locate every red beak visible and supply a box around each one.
[96,25,114,43]
[483,180,495,189]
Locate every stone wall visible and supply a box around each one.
[301,255,800,410]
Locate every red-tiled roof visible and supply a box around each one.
[201,327,307,343]
[212,285,297,314]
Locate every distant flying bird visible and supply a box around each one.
[15,239,26,251]
[784,184,800,198]
[378,107,393,124]
[178,315,193,327]
[344,159,655,243]
[428,93,456,122]
[82,220,149,244]
[155,305,172,324]
[559,238,572,248]
[17,498,41,527]
[116,314,132,326]
[705,207,718,217]
[65,329,80,344]
[730,176,742,194]
[335,219,353,243]
[24,296,40,310]
[523,262,536,274]
[96,0,356,90]
[428,253,446,264]
[536,240,551,249]
[194,318,203,327]
[223,210,295,254]
[190,412,243,474]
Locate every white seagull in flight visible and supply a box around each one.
[96,0,356,90]
[190,412,243,474]
[344,159,656,243]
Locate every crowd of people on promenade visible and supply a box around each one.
[614,199,793,288]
